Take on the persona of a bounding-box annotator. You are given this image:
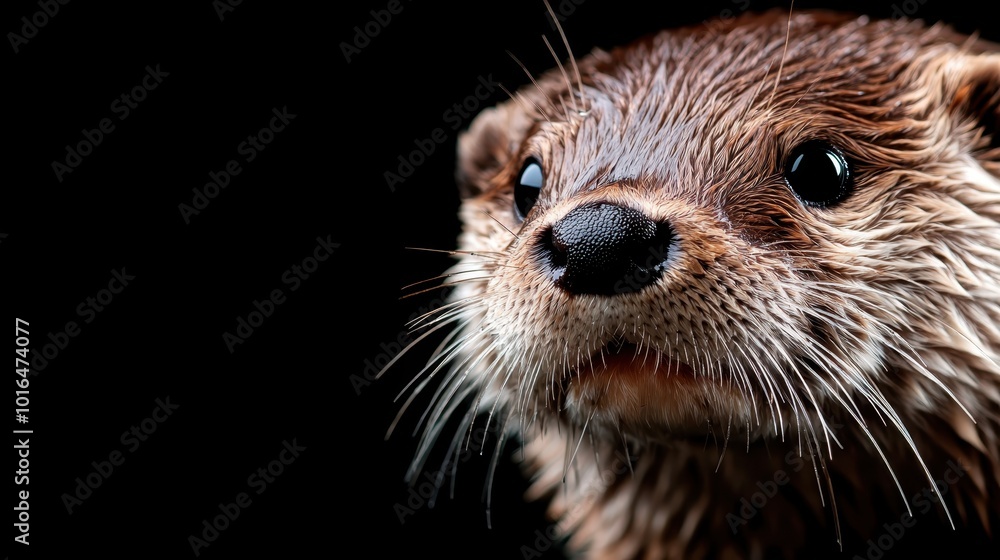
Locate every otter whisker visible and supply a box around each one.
[506,50,567,122]
[541,34,577,118]
[399,268,499,292]
[732,338,785,436]
[715,413,734,472]
[883,325,979,422]
[755,339,833,446]
[385,332,478,440]
[408,381,480,483]
[404,246,508,259]
[480,359,518,441]
[821,374,921,519]
[399,278,493,300]
[542,0,586,113]
[404,295,485,333]
[499,84,556,126]
[413,335,494,438]
[484,407,517,530]
[391,317,475,404]
[517,345,547,422]
[429,405,479,508]
[615,419,635,476]
[378,308,473,390]
[565,404,600,484]
[803,430,844,549]
[482,209,520,240]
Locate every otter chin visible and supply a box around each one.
[391,9,1000,559]
[564,341,753,441]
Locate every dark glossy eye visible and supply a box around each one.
[514,157,543,220]
[783,141,853,207]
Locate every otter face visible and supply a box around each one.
[400,10,1000,559]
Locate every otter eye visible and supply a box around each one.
[514,157,543,221]
[783,141,852,207]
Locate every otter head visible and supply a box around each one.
[404,10,1000,559]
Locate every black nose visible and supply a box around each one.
[538,202,674,295]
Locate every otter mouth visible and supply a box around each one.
[557,337,752,440]
[571,338,695,382]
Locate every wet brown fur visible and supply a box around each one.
[402,10,1000,559]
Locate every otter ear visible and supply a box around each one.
[455,101,531,199]
[940,52,1000,170]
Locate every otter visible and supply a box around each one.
[390,9,1000,559]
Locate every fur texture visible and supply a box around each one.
[397,10,1000,559]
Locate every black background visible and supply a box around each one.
[5,0,997,558]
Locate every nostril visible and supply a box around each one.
[640,222,673,271]
[544,228,568,269]
[537,202,674,295]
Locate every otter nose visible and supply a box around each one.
[539,202,674,295]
